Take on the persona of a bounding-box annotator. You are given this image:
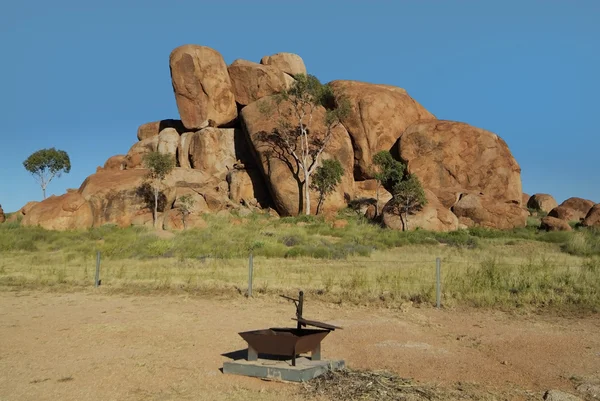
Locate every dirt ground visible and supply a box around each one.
[0,291,598,401]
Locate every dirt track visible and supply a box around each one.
[0,291,598,400]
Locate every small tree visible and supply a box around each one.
[23,148,71,199]
[391,173,427,231]
[372,151,405,216]
[259,74,350,215]
[310,159,344,215]
[178,194,196,229]
[142,151,175,228]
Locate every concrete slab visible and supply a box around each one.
[222,357,345,382]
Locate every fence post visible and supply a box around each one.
[95,251,101,288]
[436,257,441,308]
[247,253,253,297]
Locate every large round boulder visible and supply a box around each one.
[169,45,237,130]
[382,189,458,232]
[330,80,434,179]
[540,216,572,232]
[451,194,528,230]
[527,193,558,213]
[522,192,531,206]
[582,204,600,228]
[228,59,288,106]
[21,192,94,230]
[260,53,306,77]
[399,120,523,209]
[548,197,595,222]
[241,96,354,216]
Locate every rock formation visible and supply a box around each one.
[527,194,558,213]
[6,201,38,223]
[540,216,572,232]
[330,80,434,179]
[582,204,600,228]
[548,197,595,222]
[260,53,306,77]
[0,204,5,223]
[382,189,459,232]
[16,44,529,231]
[228,60,290,106]
[241,96,354,216]
[169,45,237,129]
[399,120,523,210]
[451,194,528,230]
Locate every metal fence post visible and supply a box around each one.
[436,257,441,308]
[248,253,253,297]
[95,251,101,288]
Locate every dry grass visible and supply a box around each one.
[0,213,598,311]
[303,369,540,400]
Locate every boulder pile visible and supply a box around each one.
[13,45,535,231]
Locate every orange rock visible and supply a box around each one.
[540,216,572,232]
[103,155,126,171]
[170,45,237,130]
[582,204,600,227]
[451,194,527,230]
[137,119,187,141]
[527,194,558,213]
[22,192,93,230]
[241,96,354,216]
[548,197,595,222]
[6,201,39,223]
[330,80,434,179]
[228,59,289,106]
[383,189,459,232]
[399,120,523,209]
[260,53,306,77]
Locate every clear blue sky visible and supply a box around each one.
[1,1,598,212]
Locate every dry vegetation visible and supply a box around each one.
[1,210,599,311]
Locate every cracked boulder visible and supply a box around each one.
[399,120,523,209]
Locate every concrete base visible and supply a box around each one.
[223,357,345,382]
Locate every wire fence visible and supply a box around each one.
[2,251,597,308]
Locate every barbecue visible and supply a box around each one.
[222,291,345,382]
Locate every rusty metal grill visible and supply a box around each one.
[238,291,341,366]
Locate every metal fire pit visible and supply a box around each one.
[238,291,341,367]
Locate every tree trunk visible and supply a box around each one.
[42,185,47,200]
[316,194,324,216]
[375,184,380,217]
[304,168,311,215]
[404,199,410,231]
[153,186,159,228]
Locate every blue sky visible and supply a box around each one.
[1,1,598,212]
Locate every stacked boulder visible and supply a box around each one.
[527,194,558,214]
[15,44,530,231]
